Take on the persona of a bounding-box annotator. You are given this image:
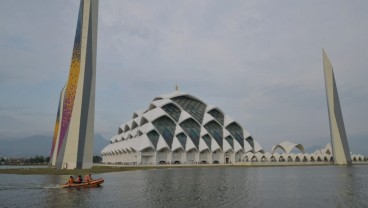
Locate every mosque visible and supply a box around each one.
[51,0,366,169]
[100,89,365,165]
[100,51,367,165]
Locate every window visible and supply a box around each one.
[225,122,244,148]
[207,109,224,125]
[162,103,181,122]
[152,116,176,149]
[172,96,206,123]
[204,121,223,148]
[179,118,201,149]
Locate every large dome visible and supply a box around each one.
[101,91,263,164]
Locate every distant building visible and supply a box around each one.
[50,0,98,169]
[101,91,263,164]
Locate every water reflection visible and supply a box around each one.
[0,166,368,208]
[336,166,366,207]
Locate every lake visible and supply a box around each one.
[0,165,367,207]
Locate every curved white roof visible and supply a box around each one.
[102,91,260,155]
[271,141,305,154]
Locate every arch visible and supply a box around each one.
[261,155,267,162]
[279,155,285,162]
[270,155,276,162]
[149,103,157,110]
[152,116,176,149]
[201,134,212,150]
[133,112,139,119]
[245,136,255,150]
[124,124,130,133]
[294,155,301,162]
[235,150,244,162]
[287,155,293,162]
[302,155,308,162]
[310,155,315,162]
[204,120,223,148]
[225,122,244,148]
[171,95,207,123]
[186,148,197,164]
[243,156,249,162]
[140,117,148,126]
[147,130,160,149]
[251,155,257,162]
[176,133,187,149]
[179,118,201,149]
[161,103,181,122]
[131,121,138,130]
[224,136,234,150]
[271,141,305,154]
[118,128,123,135]
[207,108,224,125]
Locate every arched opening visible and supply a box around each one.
[317,156,322,162]
[131,121,138,130]
[261,155,267,162]
[270,155,276,162]
[199,149,210,164]
[225,150,234,164]
[287,156,293,162]
[251,155,257,162]
[235,150,244,162]
[186,148,197,164]
[141,147,155,165]
[324,156,329,162]
[157,148,170,164]
[279,156,285,162]
[172,148,184,164]
[302,156,308,162]
[294,156,301,162]
[212,149,223,164]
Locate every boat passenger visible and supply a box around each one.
[68,176,75,184]
[76,175,83,184]
[84,174,92,183]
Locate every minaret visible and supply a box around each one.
[50,0,98,169]
[322,49,352,165]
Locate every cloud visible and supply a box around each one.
[1,0,367,153]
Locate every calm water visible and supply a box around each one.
[0,166,368,208]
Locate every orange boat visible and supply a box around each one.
[61,178,104,188]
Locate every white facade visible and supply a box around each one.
[102,91,262,164]
[323,49,352,165]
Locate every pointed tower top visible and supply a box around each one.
[322,48,333,72]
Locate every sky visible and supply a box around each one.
[0,0,367,152]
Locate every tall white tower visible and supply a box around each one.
[50,0,98,169]
[322,49,352,165]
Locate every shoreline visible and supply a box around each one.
[0,162,367,175]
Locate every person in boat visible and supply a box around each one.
[68,176,75,184]
[84,173,93,183]
[75,175,83,184]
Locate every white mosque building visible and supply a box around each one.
[101,50,368,166]
[101,90,264,165]
[101,90,366,165]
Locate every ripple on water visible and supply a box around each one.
[0,166,368,208]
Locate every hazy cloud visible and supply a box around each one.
[1,0,367,152]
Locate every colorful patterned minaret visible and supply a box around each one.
[50,0,98,169]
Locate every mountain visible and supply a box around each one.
[0,134,109,158]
